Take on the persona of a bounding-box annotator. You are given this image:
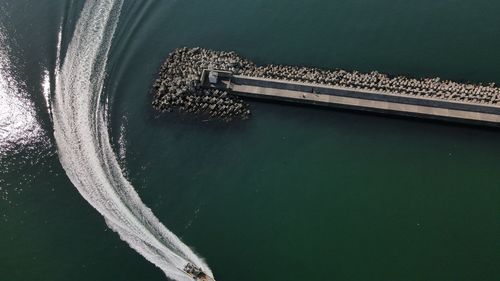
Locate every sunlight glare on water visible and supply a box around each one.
[0,25,45,158]
[0,21,53,205]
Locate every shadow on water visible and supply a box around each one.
[242,96,500,134]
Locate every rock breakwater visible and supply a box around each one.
[153,47,500,120]
[153,47,252,121]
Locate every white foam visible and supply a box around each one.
[52,1,212,279]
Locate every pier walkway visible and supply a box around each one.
[201,69,500,127]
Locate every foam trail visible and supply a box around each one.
[52,1,212,280]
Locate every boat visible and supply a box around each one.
[183,263,215,281]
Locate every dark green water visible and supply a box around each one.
[1,1,499,280]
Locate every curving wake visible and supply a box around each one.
[52,0,212,280]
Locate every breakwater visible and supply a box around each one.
[153,48,252,120]
[153,47,500,125]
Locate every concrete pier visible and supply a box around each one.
[153,47,500,125]
[201,70,500,127]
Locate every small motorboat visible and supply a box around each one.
[183,263,215,281]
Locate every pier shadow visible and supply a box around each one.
[241,95,500,134]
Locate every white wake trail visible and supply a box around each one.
[52,1,212,280]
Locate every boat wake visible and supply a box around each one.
[52,1,212,280]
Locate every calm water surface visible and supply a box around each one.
[1,0,499,280]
